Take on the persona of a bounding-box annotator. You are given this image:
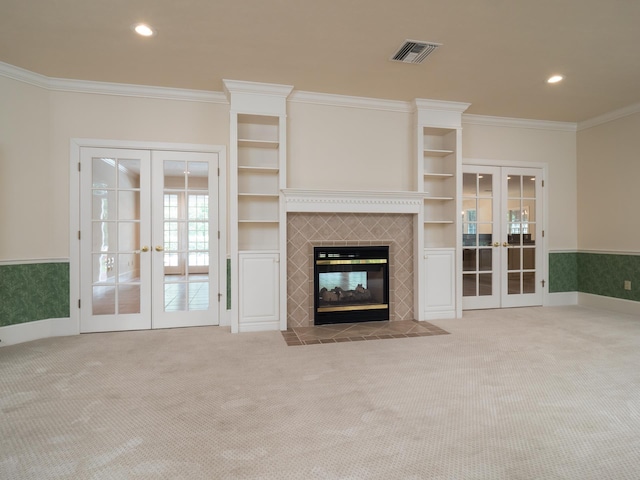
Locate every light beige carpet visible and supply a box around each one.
[2,306,640,479]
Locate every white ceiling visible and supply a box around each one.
[2,0,639,122]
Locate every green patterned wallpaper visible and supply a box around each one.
[549,252,578,293]
[577,252,640,301]
[549,252,640,301]
[0,262,70,327]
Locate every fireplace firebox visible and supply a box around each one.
[314,245,389,325]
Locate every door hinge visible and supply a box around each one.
[78,299,81,308]
[218,293,222,302]
[78,162,81,172]
[78,230,81,240]
[541,180,544,187]
[218,231,220,239]
[542,230,545,238]
[217,167,220,176]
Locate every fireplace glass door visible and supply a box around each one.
[314,246,389,325]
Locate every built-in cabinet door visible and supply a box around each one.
[423,248,456,319]
[80,147,220,333]
[238,252,279,331]
[462,165,543,310]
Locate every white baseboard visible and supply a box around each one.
[578,293,640,316]
[546,292,579,307]
[0,317,78,347]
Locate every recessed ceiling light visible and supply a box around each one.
[547,75,564,84]
[133,23,155,37]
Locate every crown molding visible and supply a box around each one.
[414,98,471,114]
[577,102,640,131]
[0,61,228,104]
[288,90,412,113]
[223,79,293,100]
[3,61,638,126]
[50,77,228,103]
[463,113,577,132]
[0,61,50,89]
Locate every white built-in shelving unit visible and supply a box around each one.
[224,80,292,333]
[414,100,470,321]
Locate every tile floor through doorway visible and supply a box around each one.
[281,320,449,346]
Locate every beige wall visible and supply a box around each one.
[0,77,52,260]
[0,77,231,261]
[287,102,413,191]
[1,70,581,261]
[462,122,578,251]
[577,112,640,252]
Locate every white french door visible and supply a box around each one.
[80,147,220,332]
[462,165,543,310]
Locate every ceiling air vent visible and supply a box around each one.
[391,40,441,64]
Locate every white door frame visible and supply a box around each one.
[463,158,550,307]
[70,139,228,333]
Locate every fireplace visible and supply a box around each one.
[314,245,390,325]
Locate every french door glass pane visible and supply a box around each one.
[523,248,535,269]
[91,157,141,315]
[479,249,492,271]
[163,160,210,312]
[477,199,492,222]
[506,173,538,297]
[463,274,476,296]
[478,174,493,194]
[462,172,494,299]
[523,272,536,294]
[479,274,492,296]
[463,249,476,271]
[523,176,536,198]
[462,173,476,195]
[508,175,521,197]
[508,272,521,295]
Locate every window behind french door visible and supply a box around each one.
[163,193,210,276]
[79,147,220,332]
[462,165,543,310]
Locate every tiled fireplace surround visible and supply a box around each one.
[284,190,424,329]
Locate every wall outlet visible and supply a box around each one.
[624,280,632,291]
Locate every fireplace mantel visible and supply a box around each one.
[282,189,424,214]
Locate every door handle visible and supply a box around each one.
[503,242,509,247]
[137,246,149,253]
[155,245,164,252]
[493,242,500,247]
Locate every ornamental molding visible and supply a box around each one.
[282,189,423,214]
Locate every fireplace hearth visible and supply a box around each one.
[314,245,389,325]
